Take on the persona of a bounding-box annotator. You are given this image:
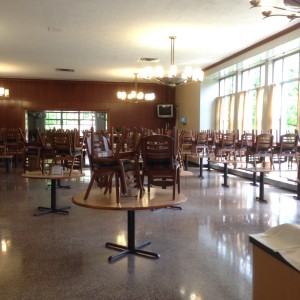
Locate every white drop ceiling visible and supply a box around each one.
[0,0,299,82]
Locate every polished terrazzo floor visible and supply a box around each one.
[1,163,300,300]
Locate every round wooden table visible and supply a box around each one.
[72,188,187,262]
[22,170,84,216]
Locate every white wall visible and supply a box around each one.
[175,78,218,131]
[175,82,200,130]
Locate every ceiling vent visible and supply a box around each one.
[55,68,74,72]
[137,58,160,63]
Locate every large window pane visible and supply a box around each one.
[273,59,283,83]
[243,90,256,131]
[44,111,102,131]
[281,81,299,133]
[219,76,235,97]
[283,54,299,81]
[242,66,264,90]
[220,96,230,131]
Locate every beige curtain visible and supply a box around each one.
[237,92,246,133]
[215,97,222,130]
[267,84,276,130]
[229,94,235,131]
[255,87,264,131]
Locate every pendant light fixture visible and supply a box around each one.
[142,36,204,87]
[117,73,155,103]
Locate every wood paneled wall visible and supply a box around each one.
[0,78,176,131]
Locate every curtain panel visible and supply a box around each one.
[255,87,264,132]
[215,97,222,130]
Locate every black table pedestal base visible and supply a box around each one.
[106,240,160,262]
[250,172,258,186]
[35,178,71,216]
[35,205,71,216]
[255,197,268,203]
[106,210,160,262]
[221,163,229,188]
[255,172,267,203]
[198,157,204,179]
[293,182,300,200]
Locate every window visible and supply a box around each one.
[241,65,265,131]
[272,53,300,135]
[219,76,235,130]
[44,111,108,132]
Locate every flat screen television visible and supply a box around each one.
[157,104,174,118]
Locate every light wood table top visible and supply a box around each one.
[210,159,246,165]
[22,170,84,180]
[72,188,187,211]
[240,167,274,173]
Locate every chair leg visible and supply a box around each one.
[172,185,175,200]
[68,157,75,176]
[254,155,257,170]
[115,174,120,204]
[270,155,275,170]
[118,162,128,195]
[147,175,151,194]
[177,168,181,194]
[103,173,113,194]
[84,172,96,200]
[134,166,143,197]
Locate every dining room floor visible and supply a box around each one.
[0,163,300,300]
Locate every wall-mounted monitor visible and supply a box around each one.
[157,104,174,118]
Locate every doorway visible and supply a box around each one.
[25,110,108,141]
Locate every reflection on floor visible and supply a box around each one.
[1,164,300,300]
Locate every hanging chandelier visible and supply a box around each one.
[0,87,9,98]
[117,73,155,102]
[250,0,300,20]
[141,36,204,87]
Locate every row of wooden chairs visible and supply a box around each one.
[179,129,299,171]
[21,128,86,175]
[0,128,24,164]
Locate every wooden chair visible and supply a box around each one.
[36,129,56,174]
[22,145,41,172]
[195,131,209,155]
[273,133,298,171]
[180,130,194,154]
[84,130,118,200]
[141,134,180,200]
[236,131,255,160]
[116,131,143,197]
[18,128,41,172]
[84,128,143,202]
[215,132,236,160]
[246,133,274,169]
[5,128,24,166]
[52,130,83,175]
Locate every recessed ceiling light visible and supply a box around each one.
[55,68,74,72]
[137,58,160,63]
